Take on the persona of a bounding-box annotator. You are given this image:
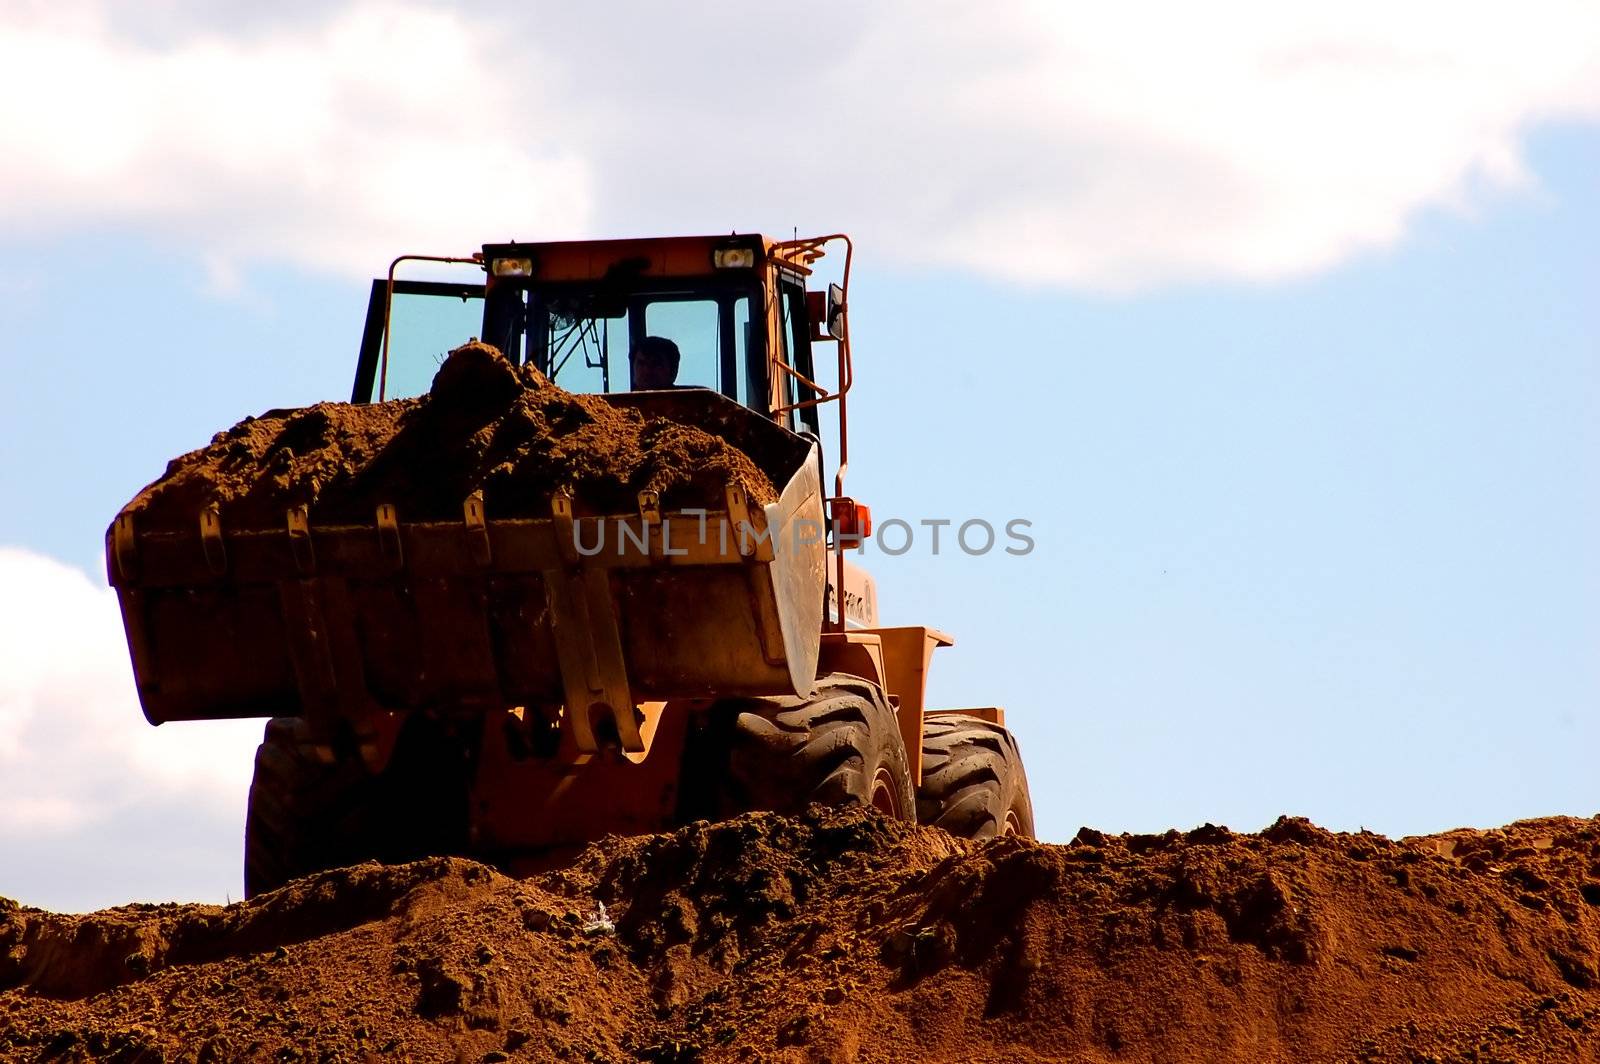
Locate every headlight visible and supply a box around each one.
[490,257,534,277]
[712,247,756,269]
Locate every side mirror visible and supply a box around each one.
[807,284,848,342]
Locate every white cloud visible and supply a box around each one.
[0,2,592,277]
[0,2,1597,289]
[0,547,260,838]
[901,1,1600,287]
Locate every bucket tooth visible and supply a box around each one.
[552,489,578,564]
[463,491,491,567]
[375,503,402,567]
[200,505,227,575]
[725,482,753,557]
[287,505,314,573]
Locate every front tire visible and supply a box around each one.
[700,673,916,823]
[244,717,379,898]
[243,716,472,897]
[916,715,1034,839]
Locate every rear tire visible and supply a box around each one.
[699,673,916,823]
[916,715,1034,839]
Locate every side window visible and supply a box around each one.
[731,296,753,406]
[772,287,789,416]
[778,281,821,436]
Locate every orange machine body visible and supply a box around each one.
[108,233,1005,861]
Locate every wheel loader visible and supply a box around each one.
[106,233,1033,896]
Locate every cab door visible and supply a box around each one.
[768,269,822,438]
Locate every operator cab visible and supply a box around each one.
[350,234,835,442]
[480,241,762,404]
[346,230,871,629]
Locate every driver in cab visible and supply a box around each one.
[629,335,680,390]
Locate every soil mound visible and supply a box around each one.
[9,809,1600,1062]
[122,342,778,529]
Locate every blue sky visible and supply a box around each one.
[1,3,1597,911]
[860,127,1599,834]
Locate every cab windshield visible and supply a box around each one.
[504,279,760,406]
[358,275,766,412]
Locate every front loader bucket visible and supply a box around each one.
[107,389,826,754]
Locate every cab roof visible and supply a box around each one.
[480,233,816,283]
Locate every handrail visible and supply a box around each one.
[770,357,828,398]
[771,233,854,632]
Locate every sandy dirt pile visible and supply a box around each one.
[9,810,1600,1062]
[122,342,778,528]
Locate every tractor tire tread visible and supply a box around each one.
[916,716,1034,840]
[710,673,916,822]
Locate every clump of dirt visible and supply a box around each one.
[10,809,1600,1062]
[122,341,779,529]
